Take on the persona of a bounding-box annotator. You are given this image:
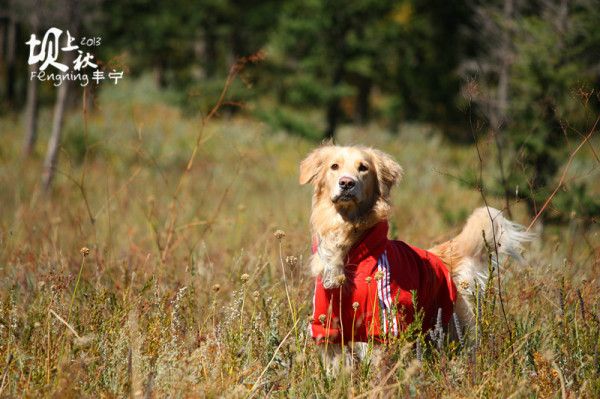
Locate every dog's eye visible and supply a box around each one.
[358,163,368,172]
[331,163,339,170]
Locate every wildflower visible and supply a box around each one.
[415,340,423,361]
[240,273,250,283]
[374,270,384,281]
[318,314,327,324]
[273,230,286,240]
[352,302,359,311]
[80,247,90,256]
[285,256,298,268]
[252,291,260,301]
[429,308,444,350]
[365,276,372,284]
[459,281,470,290]
[212,284,221,293]
[453,312,464,347]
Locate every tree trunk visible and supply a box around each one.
[42,78,70,192]
[23,15,41,156]
[0,20,5,75]
[42,0,81,192]
[154,60,167,88]
[325,96,340,140]
[204,27,218,78]
[355,77,371,125]
[323,16,350,140]
[23,63,39,156]
[5,15,16,107]
[324,64,345,140]
[0,18,5,62]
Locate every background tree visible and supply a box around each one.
[0,0,597,218]
[20,5,40,156]
[462,0,600,223]
[102,0,196,88]
[507,0,600,223]
[41,1,83,191]
[459,0,516,216]
[378,0,474,135]
[7,0,102,188]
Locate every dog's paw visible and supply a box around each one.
[322,268,346,289]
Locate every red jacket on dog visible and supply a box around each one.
[310,221,457,343]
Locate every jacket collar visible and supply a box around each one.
[346,221,389,268]
[311,221,389,268]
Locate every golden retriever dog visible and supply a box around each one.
[299,144,532,371]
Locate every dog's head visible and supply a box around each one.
[299,145,403,222]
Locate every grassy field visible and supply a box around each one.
[0,77,598,397]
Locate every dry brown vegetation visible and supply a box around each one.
[0,76,598,397]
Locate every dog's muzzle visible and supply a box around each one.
[332,176,358,203]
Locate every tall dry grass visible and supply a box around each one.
[0,75,598,397]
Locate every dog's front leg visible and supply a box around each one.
[311,256,345,289]
[320,343,385,377]
[320,256,346,289]
[312,236,348,289]
[320,344,354,376]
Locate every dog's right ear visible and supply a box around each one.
[299,147,331,185]
[368,148,403,197]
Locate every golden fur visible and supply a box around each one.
[300,145,533,374]
[300,145,402,288]
[300,144,533,341]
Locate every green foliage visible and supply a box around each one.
[460,0,600,223]
[62,117,103,164]
[255,106,321,140]
[180,76,253,116]
[378,0,473,129]
[263,0,473,136]
[101,0,198,83]
[505,1,600,222]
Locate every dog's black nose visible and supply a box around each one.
[339,177,356,190]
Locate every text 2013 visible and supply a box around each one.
[80,36,101,46]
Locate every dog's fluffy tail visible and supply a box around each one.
[430,206,534,324]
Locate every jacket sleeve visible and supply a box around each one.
[310,276,340,344]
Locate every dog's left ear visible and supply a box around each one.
[369,149,403,196]
[299,146,331,185]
